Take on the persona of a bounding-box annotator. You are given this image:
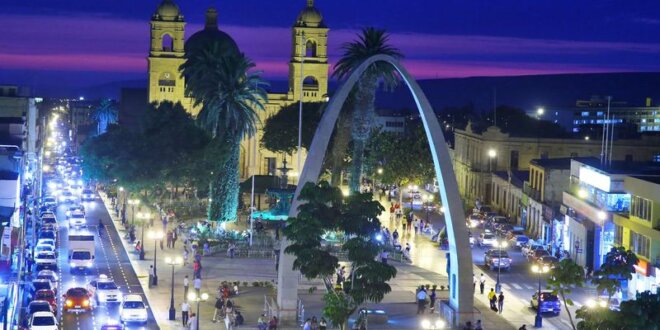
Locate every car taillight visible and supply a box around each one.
[66,299,73,306]
[83,299,90,307]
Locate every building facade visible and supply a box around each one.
[613,176,660,299]
[571,96,660,133]
[453,123,660,205]
[147,0,329,180]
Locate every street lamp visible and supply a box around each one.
[149,230,164,285]
[494,240,508,293]
[585,299,608,309]
[421,318,446,329]
[188,292,209,330]
[536,107,545,117]
[137,212,151,260]
[377,168,383,175]
[531,264,550,328]
[127,198,140,226]
[165,256,183,320]
[488,149,497,172]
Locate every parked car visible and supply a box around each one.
[62,287,93,312]
[467,214,483,228]
[35,271,59,292]
[35,245,57,257]
[28,311,57,330]
[34,252,57,270]
[120,294,148,324]
[531,291,561,314]
[484,249,512,270]
[522,243,546,257]
[42,197,57,208]
[509,235,530,248]
[38,229,57,242]
[26,300,55,319]
[529,249,551,262]
[478,232,497,247]
[537,256,560,269]
[33,290,57,311]
[40,215,58,231]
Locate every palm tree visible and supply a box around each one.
[180,44,267,222]
[92,98,118,135]
[333,27,403,193]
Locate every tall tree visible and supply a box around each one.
[576,289,660,329]
[260,102,325,155]
[283,181,396,330]
[333,27,403,193]
[592,246,638,301]
[180,45,267,222]
[547,259,585,330]
[91,98,118,135]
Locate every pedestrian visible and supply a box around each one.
[193,276,202,295]
[203,242,210,256]
[181,301,190,326]
[519,325,527,330]
[311,316,319,330]
[183,249,189,265]
[188,313,197,330]
[227,242,236,258]
[416,287,427,314]
[212,297,225,322]
[319,317,327,330]
[303,318,311,330]
[475,320,483,330]
[268,316,278,330]
[413,218,419,233]
[258,314,268,330]
[172,229,177,248]
[472,273,477,292]
[479,273,485,294]
[167,231,173,248]
[233,283,239,296]
[148,265,154,288]
[429,288,437,310]
[498,291,504,314]
[183,275,189,300]
[488,288,497,311]
[463,321,474,330]
[160,237,164,250]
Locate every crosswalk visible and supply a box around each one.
[501,282,537,291]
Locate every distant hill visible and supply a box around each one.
[78,72,660,111]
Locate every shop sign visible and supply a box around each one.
[633,259,650,276]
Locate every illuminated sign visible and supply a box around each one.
[578,167,611,192]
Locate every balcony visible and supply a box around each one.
[523,182,541,201]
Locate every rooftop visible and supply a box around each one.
[531,157,598,170]
[493,170,529,189]
[629,175,660,185]
[575,158,660,175]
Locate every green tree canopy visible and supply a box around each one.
[577,289,660,330]
[260,102,325,154]
[592,246,638,301]
[547,259,585,330]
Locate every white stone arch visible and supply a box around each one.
[278,54,473,324]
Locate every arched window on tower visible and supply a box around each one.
[162,34,174,52]
[305,40,317,57]
[303,76,319,91]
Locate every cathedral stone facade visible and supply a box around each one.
[147,0,329,180]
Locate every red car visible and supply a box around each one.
[34,289,57,312]
[62,287,93,312]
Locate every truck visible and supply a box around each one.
[68,234,95,273]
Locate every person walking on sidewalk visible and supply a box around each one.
[193,276,202,295]
[212,297,225,322]
[183,275,189,301]
[148,265,154,288]
[479,273,485,294]
[188,313,197,330]
[498,291,504,314]
[172,229,178,248]
[416,287,427,314]
[472,273,477,292]
[166,231,173,249]
[475,320,483,330]
[488,288,497,311]
[181,301,190,326]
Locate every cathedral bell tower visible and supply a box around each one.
[148,0,187,107]
[290,0,329,102]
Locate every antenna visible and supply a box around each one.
[609,115,615,168]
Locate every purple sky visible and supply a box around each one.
[1,1,660,96]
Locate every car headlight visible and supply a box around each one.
[70,262,76,267]
[86,262,93,267]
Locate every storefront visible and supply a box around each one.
[628,259,658,300]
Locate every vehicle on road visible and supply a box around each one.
[42,197,57,208]
[28,311,58,330]
[58,190,76,204]
[509,235,530,248]
[484,249,512,270]
[38,229,57,242]
[120,294,149,324]
[522,243,546,257]
[87,274,122,304]
[351,308,388,330]
[40,215,58,231]
[467,214,482,228]
[62,287,93,312]
[69,250,94,273]
[35,271,59,291]
[26,301,55,320]
[529,249,551,262]
[478,232,497,247]
[531,291,561,314]
[34,252,57,270]
[81,189,95,202]
[100,320,125,330]
[537,256,560,269]
[34,290,57,311]
[35,245,56,256]
[69,210,86,227]
[65,205,85,218]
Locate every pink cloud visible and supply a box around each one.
[2,13,660,80]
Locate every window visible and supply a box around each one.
[654,154,660,163]
[162,34,173,51]
[631,195,652,221]
[630,231,650,259]
[510,150,519,169]
[614,224,623,246]
[581,111,590,117]
[305,40,317,57]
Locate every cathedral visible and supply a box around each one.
[147,0,329,180]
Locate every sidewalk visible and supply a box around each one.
[100,192,291,330]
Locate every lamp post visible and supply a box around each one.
[188,292,209,330]
[536,107,545,119]
[531,264,550,328]
[149,230,164,285]
[165,256,183,320]
[488,149,497,172]
[127,198,140,226]
[138,212,151,260]
[494,240,508,293]
[297,31,306,178]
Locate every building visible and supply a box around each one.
[613,176,660,299]
[147,0,329,180]
[561,159,660,272]
[571,96,660,133]
[490,170,527,224]
[453,123,660,205]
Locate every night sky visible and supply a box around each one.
[2,0,660,96]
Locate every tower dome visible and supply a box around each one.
[155,0,182,21]
[296,0,324,27]
[185,7,240,57]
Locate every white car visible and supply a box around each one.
[36,270,59,290]
[88,274,122,304]
[69,211,86,227]
[35,244,57,256]
[36,238,56,249]
[35,252,57,269]
[81,189,95,202]
[478,232,496,247]
[120,295,148,324]
[29,311,57,330]
[42,197,57,208]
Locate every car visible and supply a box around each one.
[42,197,57,208]
[467,214,483,228]
[506,228,526,240]
[522,243,546,257]
[40,217,58,231]
[100,320,125,330]
[484,249,512,270]
[537,256,560,269]
[39,212,57,224]
[38,229,57,242]
[35,245,57,256]
[62,287,93,312]
[478,232,497,247]
[26,300,55,320]
[36,270,59,282]
[33,290,57,311]
[529,249,551,262]
[120,294,148,324]
[28,311,57,330]
[58,190,76,204]
[34,252,57,270]
[69,211,86,227]
[81,189,95,202]
[87,275,122,304]
[38,206,53,215]
[509,235,530,248]
[69,184,84,195]
[66,205,85,218]
[36,238,55,249]
[30,279,55,298]
[531,291,561,314]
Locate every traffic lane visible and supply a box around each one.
[87,195,159,330]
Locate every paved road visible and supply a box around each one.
[52,195,160,330]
